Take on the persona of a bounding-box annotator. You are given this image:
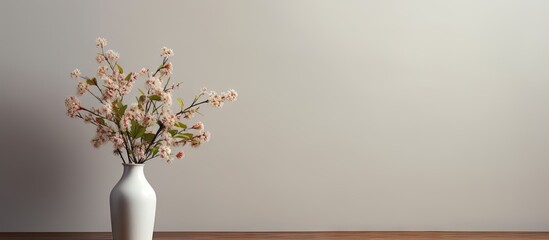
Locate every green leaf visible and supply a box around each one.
[116,63,124,74]
[135,127,146,138]
[175,133,193,140]
[184,133,193,138]
[150,146,159,156]
[119,105,127,116]
[130,121,147,138]
[130,120,138,136]
[86,78,97,86]
[177,98,184,110]
[138,88,145,95]
[167,129,178,136]
[174,122,187,129]
[95,117,105,125]
[125,73,132,81]
[148,95,161,101]
[143,133,156,142]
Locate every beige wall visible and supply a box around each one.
[1,0,549,231]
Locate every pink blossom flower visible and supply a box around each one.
[161,91,172,106]
[83,113,94,124]
[96,37,108,48]
[190,136,202,148]
[208,91,224,108]
[160,62,173,75]
[192,121,204,130]
[105,49,120,62]
[121,113,133,132]
[183,108,197,119]
[159,145,172,162]
[77,81,88,96]
[176,151,184,159]
[225,89,238,101]
[102,88,120,102]
[91,126,111,148]
[160,47,174,58]
[140,113,157,127]
[168,82,183,91]
[97,65,108,77]
[119,81,133,96]
[161,131,174,146]
[145,77,161,90]
[200,87,207,95]
[160,109,177,128]
[134,144,146,160]
[111,134,124,149]
[65,96,81,118]
[70,68,81,79]
[96,54,106,64]
[102,101,113,118]
[139,67,148,76]
[201,131,211,143]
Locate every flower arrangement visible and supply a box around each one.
[65,37,237,164]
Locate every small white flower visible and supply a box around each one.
[83,113,94,124]
[127,72,138,82]
[140,113,157,127]
[102,88,120,102]
[161,131,174,146]
[161,91,172,106]
[168,82,183,91]
[65,96,81,118]
[121,116,132,132]
[105,49,120,62]
[102,101,113,117]
[139,67,148,76]
[97,65,108,77]
[160,62,173,75]
[160,109,177,128]
[128,104,144,121]
[152,86,164,96]
[183,108,197,119]
[208,91,224,108]
[111,134,124,149]
[192,121,204,130]
[119,81,133,96]
[160,47,174,58]
[159,145,172,162]
[200,131,211,143]
[190,136,202,148]
[96,37,108,48]
[145,77,162,90]
[70,68,81,79]
[134,144,146,160]
[91,126,111,148]
[225,89,238,101]
[96,54,106,64]
[77,81,89,96]
[200,87,207,95]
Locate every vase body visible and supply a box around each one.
[110,164,156,240]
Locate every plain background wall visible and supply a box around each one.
[1,0,549,232]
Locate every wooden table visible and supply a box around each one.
[1,232,549,239]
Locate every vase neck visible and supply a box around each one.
[121,164,146,179]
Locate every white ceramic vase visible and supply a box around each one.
[110,163,156,240]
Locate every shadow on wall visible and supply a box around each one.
[0,74,79,231]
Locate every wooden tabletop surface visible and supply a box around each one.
[1,232,549,240]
